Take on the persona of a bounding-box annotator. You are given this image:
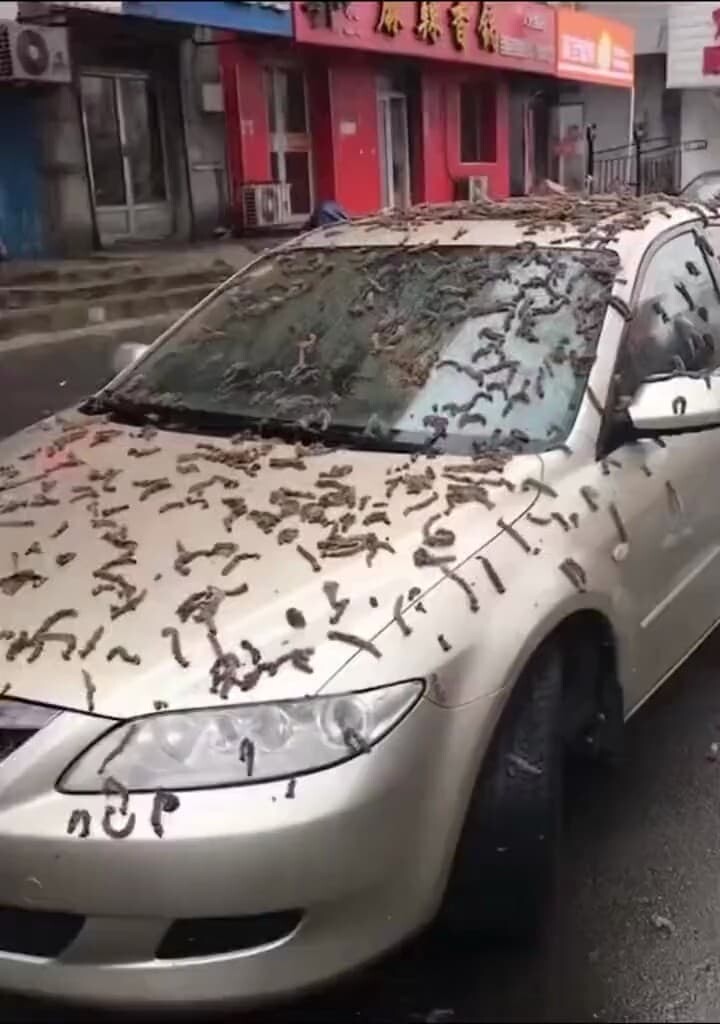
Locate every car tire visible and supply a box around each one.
[438,640,564,943]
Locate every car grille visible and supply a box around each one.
[0,907,85,957]
[156,910,303,958]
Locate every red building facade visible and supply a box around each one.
[219,1,628,225]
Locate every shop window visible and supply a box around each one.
[459,83,495,164]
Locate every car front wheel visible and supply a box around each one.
[439,640,564,942]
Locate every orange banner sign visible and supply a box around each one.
[556,7,634,88]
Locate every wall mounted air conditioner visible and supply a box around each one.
[241,183,291,228]
[0,21,71,84]
[467,175,489,202]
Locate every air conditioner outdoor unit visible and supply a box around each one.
[241,183,291,228]
[467,175,489,202]
[0,21,71,85]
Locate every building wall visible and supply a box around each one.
[667,2,718,89]
[328,61,382,213]
[578,2,668,55]
[680,90,720,185]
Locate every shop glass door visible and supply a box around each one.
[378,91,410,209]
[81,72,171,244]
[265,67,313,221]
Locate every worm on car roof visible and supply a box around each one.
[322,580,350,626]
[521,478,558,498]
[438,634,452,652]
[82,670,96,713]
[551,512,571,532]
[111,589,147,620]
[580,486,599,512]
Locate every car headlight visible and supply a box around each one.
[58,681,424,793]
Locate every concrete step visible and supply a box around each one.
[0,283,217,341]
[0,310,180,357]
[0,267,231,310]
[0,259,147,287]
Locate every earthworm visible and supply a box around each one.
[586,386,604,416]
[521,478,558,498]
[161,627,190,669]
[82,670,96,713]
[134,479,172,502]
[110,589,148,620]
[363,511,391,527]
[79,626,104,660]
[98,726,139,776]
[102,505,129,518]
[128,446,161,458]
[422,513,456,549]
[477,555,506,594]
[608,502,628,542]
[438,634,452,652]
[607,295,632,321]
[150,790,180,838]
[569,512,580,528]
[551,512,571,532]
[224,583,249,598]
[239,738,255,778]
[392,595,412,637]
[286,608,306,629]
[285,778,297,799]
[154,700,169,711]
[497,517,531,553]
[221,552,260,576]
[35,609,78,636]
[440,566,479,612]
[100,556,137,572]
[369,596,379,608]
[327,630,381,659]
[559,558,587,592]
[277,528,299,545]
[33,631,75,660]
[107,646,141,666]
[403,492,439,516]
[67,809,91,838]
[672,396,687,415]
[580,486,599,512]
[240,639,262,665]
[0,520,34,528]
[322,581,350,626]
[413,546,456,568]
[102,807,136,839]
[159,502,185,515]
[297,544,321,573]
[102,774,130,814]
[0,570,46,596]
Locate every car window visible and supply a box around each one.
[113,244,617,456]
[616,230,720,398]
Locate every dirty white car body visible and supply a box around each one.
[2,200,720,1010]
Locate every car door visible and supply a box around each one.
[607,224,720,708]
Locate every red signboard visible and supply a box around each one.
[703,8,720,75]
[293,1,556,75]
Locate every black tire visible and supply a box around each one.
[438,640,564,942]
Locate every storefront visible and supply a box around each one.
[554,7,634,192]
[220,0,558,223]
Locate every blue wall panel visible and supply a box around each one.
[0,89,43,259]
[124,2,293,35]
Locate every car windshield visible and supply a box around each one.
[104,242,618,455]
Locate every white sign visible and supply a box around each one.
[667,1,720,88]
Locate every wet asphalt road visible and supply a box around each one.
[3,342,720,1022]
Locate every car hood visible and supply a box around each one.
[0,415,542,718]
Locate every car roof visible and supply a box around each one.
[298,195,719,282]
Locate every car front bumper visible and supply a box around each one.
[0,692,501,1010]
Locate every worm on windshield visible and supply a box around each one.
[392,594,412,637]
[322,581,350,626]
[438,634,452,652]
[580,486,599,512]
[550,512,571,532]
[102,807,136,839]
[239,738,255,778]
[521,478,557,498]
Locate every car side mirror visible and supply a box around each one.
[628,373,720,434]
[112,342,149,376]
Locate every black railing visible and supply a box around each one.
[586,128,708,196]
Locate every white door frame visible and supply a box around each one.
[80,68,171,241]
[265,64,314,222]
[377,87,410,209]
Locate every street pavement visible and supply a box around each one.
[3,343,720,1022]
